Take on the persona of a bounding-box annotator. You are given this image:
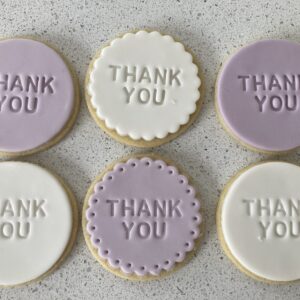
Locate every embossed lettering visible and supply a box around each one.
[137,88,150,103]
[283,74,296,91]
[257,198,270,217]
[109,65,121,81]
[0,96,6,111]
[169,69,181,86]
[9,96,22,112]
[254,95,266,112]
[168,200,182,217]
[0,222,13,239]
[237,75,250,91]
[243,198,300,240]
[16,221,30,239]
[270,95,283,111]
[24,97,38,113]
[32,200,46,217]
[1,200,14,217]
[123,87,135,103]
[258,221,271,240]
[41,76,54,94]
[285,95,297,111]
[242,199,255,216]
[137,199,151,217]
[10,75,23,91]
[106,199,119,216]
[122,221,134,239]
[121,221,167,240]
[154,68,167,85]
[121,199,135,217]
[137,222,151,238]
[253,75,266,91]
[153,221,166,238]
[268,75,281,90]
[139,67,151,83]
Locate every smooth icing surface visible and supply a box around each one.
[0,162,72,285]
[217,40,300,152]
[0,38,75,153]
[221,161,300,281]
[86,157,202,276]
[88,31,200,141]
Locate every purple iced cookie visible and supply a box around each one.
[83,156,202,279]
[0,38,78,155]
[216,39,300,153]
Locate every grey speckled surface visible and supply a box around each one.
[1,0,300,299]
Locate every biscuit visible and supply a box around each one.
[216,39,300,154]
[217,161,300,283]
[0,37,79,157]
[83,154,203,280]
[85,31,202,147]
[0,161,78,286]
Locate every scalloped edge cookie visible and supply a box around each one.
[85,30,203,148]
[82,153,204,280]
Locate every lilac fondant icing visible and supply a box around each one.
[86,157,202,276]
[217,39,300,152]
[0,38,74,152]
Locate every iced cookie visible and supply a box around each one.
[83,155,202,279]
[0,161,77,286]
[0,38,79,156]
[86,31,201,147]
[217,161,300,282]
[216,39,300,153]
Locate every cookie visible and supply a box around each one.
[83,154,203,280]
[0,161,77,286]
[85,31,202,147]
[217,161,300,283]
[0,38,79,156]
[216,39,300,153]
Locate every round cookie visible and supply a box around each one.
[86,30,202,147]
[83,155,203,280]
[216,39,300,153]
[0,161,77,286]
[217,161,300,283]
[0,38,79,156]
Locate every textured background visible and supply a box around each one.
[2,0,300,299]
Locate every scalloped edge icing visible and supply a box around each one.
[86,157,202,277]
[87,31,201,141]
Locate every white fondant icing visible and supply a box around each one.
[0,162,72,286]
[221,161,300,281]
[88,31,201,141]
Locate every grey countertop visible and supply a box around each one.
[2,0,300,299]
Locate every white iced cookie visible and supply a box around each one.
[86,31,201,147]
[0,162,77,286]
[217,161,300,282]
